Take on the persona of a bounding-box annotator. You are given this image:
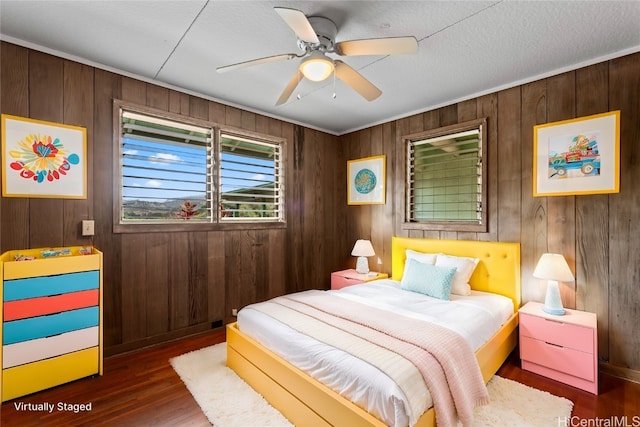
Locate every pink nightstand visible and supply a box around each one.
[330,269,388,290]
[519,301,598,394]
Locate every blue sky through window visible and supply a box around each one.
[122,136,208,203]
[122,137,276,202]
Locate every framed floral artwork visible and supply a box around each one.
[347,155,386,205]
[1,114,87,199]
[533,111,620,197]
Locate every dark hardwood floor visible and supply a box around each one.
[1,328,639,426]
[0,329,224,427]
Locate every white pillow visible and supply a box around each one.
[435,254,479,296]
[405,249,439,265]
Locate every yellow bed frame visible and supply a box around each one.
[226,237,521,426]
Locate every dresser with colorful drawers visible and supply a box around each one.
[0,246,102,401]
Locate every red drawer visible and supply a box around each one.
[520,313,594,353]
[520,336,595,381]
[3,289,99,321]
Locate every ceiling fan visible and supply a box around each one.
[216,7,418,106]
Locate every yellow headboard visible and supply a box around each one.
[391,237,521,311]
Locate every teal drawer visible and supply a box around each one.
[3,306,99,345]
[3,270,99,302]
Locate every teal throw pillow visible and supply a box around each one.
[400,258,457,300]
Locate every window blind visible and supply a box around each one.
[120,111,213,222]
[407,129,482,222]
[219,134,283,221]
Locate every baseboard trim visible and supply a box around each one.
[104,323,215,357]
[600,361,640,384]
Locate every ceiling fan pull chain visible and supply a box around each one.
[332,71,337,99]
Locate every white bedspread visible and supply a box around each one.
[237,279,514,427]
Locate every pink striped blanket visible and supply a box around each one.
[250,290,489,427]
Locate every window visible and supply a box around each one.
[405,119,487,232]
[120,110,213,223]
[219,133,283,221]
[115,102,284,231]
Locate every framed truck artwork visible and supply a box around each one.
[533,111,620,197]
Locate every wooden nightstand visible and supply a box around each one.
[519,301,598,394]
[330,269,388,290]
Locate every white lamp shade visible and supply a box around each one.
[352,239,374,274]
[532,253,574,282]
[351,240,375,257]
[533,253,574,316]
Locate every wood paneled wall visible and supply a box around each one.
[0,42,348,355]
[1,41,638,379]
[344,52,640,379]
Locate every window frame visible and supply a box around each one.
[402,118,488,232]
[113,100,286,233]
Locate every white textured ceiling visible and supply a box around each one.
[1,1,639,135]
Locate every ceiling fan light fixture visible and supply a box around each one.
[299,51,334,82]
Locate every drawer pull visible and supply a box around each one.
[544,318,564,324]
[545,341,564,348]
[44,311,63,317]
[46,332,64,339]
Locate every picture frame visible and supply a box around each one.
[1,114,87,199]
[347,155,386,205]
[533,110,620,197]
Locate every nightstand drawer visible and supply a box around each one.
[331,275,363,290]
[520,336,595,381]
[330,270,388,290]
[520,312,594,353]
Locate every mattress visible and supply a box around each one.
[237,279,514,427]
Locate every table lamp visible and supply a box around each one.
[533,253,575,315]
[351,239,375,274]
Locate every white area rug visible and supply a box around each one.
[170,342,573,427]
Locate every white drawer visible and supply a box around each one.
[2,326,99,369]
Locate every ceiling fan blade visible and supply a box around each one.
[274,7,319,44]
[334,60,382,102]
[216,53,296,74]
[336,36,418,56]
[275,70,302,106]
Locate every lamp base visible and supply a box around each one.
[355,256,369,274]
[543,280,565,316]
[542,306,565,316]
